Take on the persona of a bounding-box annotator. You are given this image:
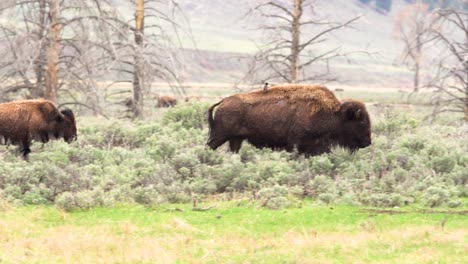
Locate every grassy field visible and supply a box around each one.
[0,201,467,263]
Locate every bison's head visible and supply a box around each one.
[58,109,77,143]
[339,100,371,151]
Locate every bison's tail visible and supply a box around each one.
[206,99,224,149]
[207,100,222,131]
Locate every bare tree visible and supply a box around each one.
[0,0,117,113]
[428,7,467,121]
[45,0,60,103]
[132,0,145,118]
[394,1,436,92]
[0,0,51,100]
[108,0,189,119]
[242,0,362,85]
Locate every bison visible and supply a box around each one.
[157,95,177,108]
[184,95,203,102]
[0,99,77,159]
[207,84,371,156]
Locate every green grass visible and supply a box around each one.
[0,202,466,263]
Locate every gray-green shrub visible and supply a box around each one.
[0,104,466,210]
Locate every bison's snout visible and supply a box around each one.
[360,138,371,148]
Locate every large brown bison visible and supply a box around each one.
[0,99,77,159]
[207,84,371,156]
[157,95,177,108]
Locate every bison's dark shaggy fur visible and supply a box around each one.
[157,95,177,108]
[207,84,371,156]
[0,99,77,159]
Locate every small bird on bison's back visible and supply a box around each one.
[206,84,371,156]
[0,99,77,160]
[263,82,269,93]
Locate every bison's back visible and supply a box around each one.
[238,84,341,115]
[225,84,341,129]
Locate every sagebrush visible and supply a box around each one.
[0,102,466,210]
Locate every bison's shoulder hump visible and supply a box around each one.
[238,84,341,113]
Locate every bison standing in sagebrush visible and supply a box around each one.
[207,84,371,156]
[0,99,77,159]
[157,95,177,108]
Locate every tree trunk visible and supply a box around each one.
[290,0,302,83]
[465,102,468,121]
[413,33,422,92]
[465,77,467,121]
[464,79,468,121]
[33,0,47,98]
[413,62,420,93]
[45,0,60,103]
[132,0,145,119]
[465,25,467,121]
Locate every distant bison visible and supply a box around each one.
[207,84,371,156]
[157,95,177,108]
[184,95,202,102]
[0,99,77,159]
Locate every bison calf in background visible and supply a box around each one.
[185,95,203,102]
[207,84,371,156]
[0,99,77,159]
[157,95,177,108]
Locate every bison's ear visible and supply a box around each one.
[355,109,362,119]
[55,114,64,123]
[341,102,361,121]
[60,109,75,122]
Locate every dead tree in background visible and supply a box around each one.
[394,1,436,92]
[0,0,50,100]
[44,0,60,103]
[428,7,467,121]
[34,0,47,99]
[132,0,145,118]
[108,0,189,119]
[0,0,118,114]
[242,0,362,84]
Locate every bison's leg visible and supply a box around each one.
[18,141,31,161]
[40,132,50,143]
[298,142,331,157]
[229,137,244,153]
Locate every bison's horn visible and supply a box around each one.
[356,109,362,119]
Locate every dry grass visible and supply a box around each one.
[0,215,466,263]
[0,204,466,263]
[0,197,11,212]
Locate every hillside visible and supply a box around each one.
[174,0,424,87]
[48,0,462,88]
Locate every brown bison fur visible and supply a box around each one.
[157,96,177,108]
[207,84,371,156]
[0,99,77,159]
